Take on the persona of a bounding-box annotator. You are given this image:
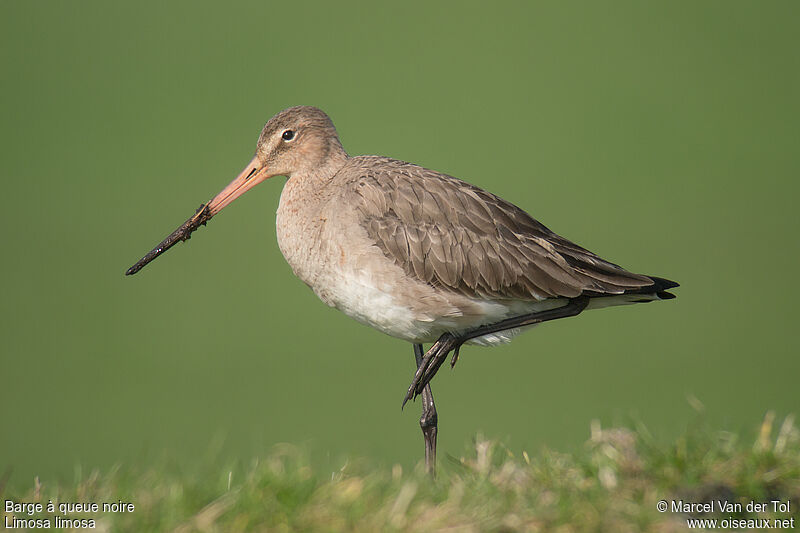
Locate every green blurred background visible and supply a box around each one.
[1,1,798,489]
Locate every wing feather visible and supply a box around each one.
[347,157,654,300]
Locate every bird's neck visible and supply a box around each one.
[292,146,348,184]
[283,136,349,185]
[276,157,348,290]
[279,155,348,221]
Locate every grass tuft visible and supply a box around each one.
[2,414,798,532]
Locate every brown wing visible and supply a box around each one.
[346,156,654,301]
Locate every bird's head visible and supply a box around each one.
[208,105,347,215]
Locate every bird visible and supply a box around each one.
[126,105,678,474]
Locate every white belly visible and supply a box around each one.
[317,264,569,346]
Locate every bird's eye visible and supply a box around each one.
[281,130,295,141]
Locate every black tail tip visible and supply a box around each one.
[648,276,679,299]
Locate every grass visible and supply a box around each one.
[2,413,798,532]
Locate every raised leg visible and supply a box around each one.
[414,343,438,475]
[403,296,591,407]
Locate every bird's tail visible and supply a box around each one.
[639,276,679,300]
[585,276,678,310]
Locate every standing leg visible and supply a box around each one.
[414,343,438,475]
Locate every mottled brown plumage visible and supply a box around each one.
[344,156,656,302]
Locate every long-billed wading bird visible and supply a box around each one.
[127,106,678,474]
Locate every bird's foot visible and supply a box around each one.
[450,345,461,368]
[402,333,463,409]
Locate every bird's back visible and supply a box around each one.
[335,155,672,304]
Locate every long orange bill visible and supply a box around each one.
[125,155,271,276]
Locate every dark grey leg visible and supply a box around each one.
[403,296,591,407]
[414,343,438,475]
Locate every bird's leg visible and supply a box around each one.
[402,334,460,409]
[450,345,462,368]
[403,296,590,406]
[414,343,438,476]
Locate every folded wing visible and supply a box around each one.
[348,157,659,301]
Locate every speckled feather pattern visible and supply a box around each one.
[344,156,654,301]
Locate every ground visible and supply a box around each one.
[2,413,798,532]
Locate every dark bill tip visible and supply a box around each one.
[125,204,213,276]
